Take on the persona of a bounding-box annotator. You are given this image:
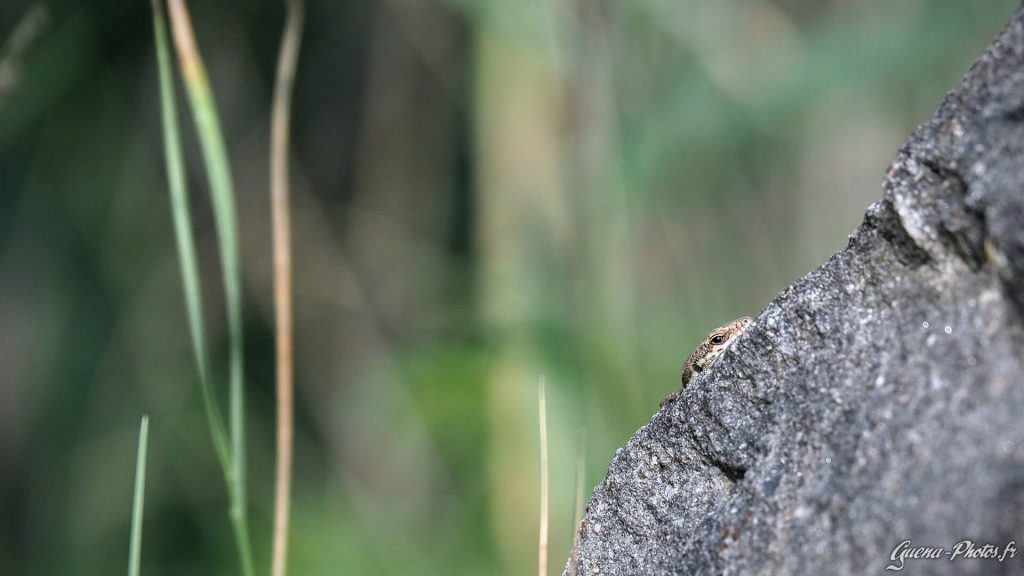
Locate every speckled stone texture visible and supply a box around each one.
[566,5,1024,576]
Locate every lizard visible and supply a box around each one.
[661,316,752,408]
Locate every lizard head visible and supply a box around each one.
[682,316,753,385]
[707,316,752,349]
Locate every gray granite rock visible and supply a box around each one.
[567,5,1024,575]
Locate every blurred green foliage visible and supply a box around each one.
[0,0,1017,574]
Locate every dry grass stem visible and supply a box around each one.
[270,1,305,576]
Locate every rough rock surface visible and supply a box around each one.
[567,5,1024,575]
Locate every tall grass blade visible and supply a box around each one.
[163,0,247,516]
[127,415,150,576]
[150,0,230,473]
[154,1,253,574]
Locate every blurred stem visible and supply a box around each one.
[567,427,586,575]
[127,415,150,576]
[573,427,586,528]
[160,1,254,575]
[270,1,304,576]
[538,377,549,576]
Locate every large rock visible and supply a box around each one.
[567,5,1024,575]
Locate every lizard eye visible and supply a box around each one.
[710,334,725,345]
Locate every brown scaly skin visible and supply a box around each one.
[661,316,753,408]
